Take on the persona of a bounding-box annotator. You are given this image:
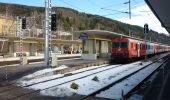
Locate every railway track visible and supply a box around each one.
[5,60,151,100]
[0,54,168,100]
[0,64,112,92]
[0,64,124,100]
[79,54,169,100]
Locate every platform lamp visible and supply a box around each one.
[144,23,149,61]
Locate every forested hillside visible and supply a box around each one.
[0,2,169,44]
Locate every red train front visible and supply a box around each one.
[111,38,145,61]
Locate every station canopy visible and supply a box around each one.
[75,30,144,41]
[145,0,170,34]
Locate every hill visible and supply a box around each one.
[0,2,169,44]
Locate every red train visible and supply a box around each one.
[111,38,170,60]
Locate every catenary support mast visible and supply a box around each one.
[45,0,52,67]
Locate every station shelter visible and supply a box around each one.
[75,30,129,60]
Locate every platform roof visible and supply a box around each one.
[75,30,143,41]
[145,0,170,34]
[75,30,165,45]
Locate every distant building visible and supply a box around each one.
[0,16,16,37]
[0,16,82,57]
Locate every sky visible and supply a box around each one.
[0,0,169,35]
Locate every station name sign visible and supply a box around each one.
[79,33,88,39]
[79,35,89,39]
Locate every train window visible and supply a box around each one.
[112,42,120,48]
[121,42,128,48]
[112,42,128,48]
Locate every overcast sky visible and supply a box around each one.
[0,0,168,34]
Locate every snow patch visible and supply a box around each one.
[40,87,75,97]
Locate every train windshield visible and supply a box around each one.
[112,42,128,48]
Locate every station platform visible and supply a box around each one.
[0,54,81,66]
[143,55,170,100]
[0,57,110,82]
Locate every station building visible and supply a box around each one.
[0,16,82,57]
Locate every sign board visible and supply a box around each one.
[79,36,88,39]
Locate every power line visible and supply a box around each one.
[134,0,167,34]
[87,0,101,8]
[100,13,122,17]
[56,0,123,20]
[101,0,132,19]
[58,0,86,12]
[133,0,169,44]
[101,8,129,14]
[101,2,127,9]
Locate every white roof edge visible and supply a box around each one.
[75,30,169,45]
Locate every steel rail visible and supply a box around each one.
[79,54,169,100]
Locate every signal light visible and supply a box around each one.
[51,14,57,31]
[144,23,149,33]
[22,17,26,29]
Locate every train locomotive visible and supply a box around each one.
[111,38,170,61]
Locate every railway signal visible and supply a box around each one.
[51,13,57,31]
[22,17,26,29]
[144,23,149,34]
[144,23,149,61]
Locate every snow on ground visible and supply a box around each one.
[40,86,75,97]
[54,61,151,96]
[97,60,164,99]
[18,61,154,98]
[18,64,108,86]
[19,65,68,81]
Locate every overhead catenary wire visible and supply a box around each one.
[133,0,168,35]
[58,0,86,12]
[57,0,124,20]
[87,0,101,8]
[101,8,129,14]
[101,1,128,9]
[133,0,170,44]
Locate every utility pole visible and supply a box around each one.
[16,16,19,37]
[124,0,131,19]
[129,0,131,19]
[5,5,9,36]
[45,0,52,67]
[20,17,23,65]
[71,27,74,54]
[144,23,149,61]
[124,0,131,37]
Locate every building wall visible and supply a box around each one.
[0,16,16,36]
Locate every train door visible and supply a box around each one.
[137,43,140,57]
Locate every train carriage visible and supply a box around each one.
[112,38,142,60]
[112,38,170,61]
